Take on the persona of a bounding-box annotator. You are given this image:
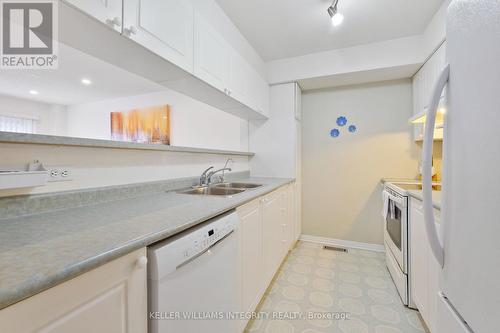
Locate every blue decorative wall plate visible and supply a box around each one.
[336,116,347,127]
[330,129,340,138]
[348,125,357,133]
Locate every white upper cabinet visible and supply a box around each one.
[412,43,447,141]
[64,0,123,32]
[250,71,270,117]
[229,49,251,105]
[64,0,269,120]
[194,13,231,93]
[123,0,194,73]
[194,13,269,118]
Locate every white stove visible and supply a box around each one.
[382,181,440,308]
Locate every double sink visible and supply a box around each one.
[179,182,263,197]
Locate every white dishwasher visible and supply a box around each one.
[148,211,241,333]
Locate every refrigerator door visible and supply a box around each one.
[440,1,500,332]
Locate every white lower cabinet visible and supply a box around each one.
[262,188,286,285]
[237,184,296,330]
[1,184,295,333]
[238,198,264,331]
[410,198,441,332]
[0,248,148,333]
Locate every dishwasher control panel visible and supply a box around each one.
[148,211,239,278]
[184,218,235,259]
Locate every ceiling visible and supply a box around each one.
[0,43,165,106]
[215,0,445,61]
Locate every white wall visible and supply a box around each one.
[266,0,450,86]
[67,90,249,152]
[0,94,67,136]
[249,83,298,178]
[301,80,419,245]
[267,36,422,84]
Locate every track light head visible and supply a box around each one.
[327,0,344,26]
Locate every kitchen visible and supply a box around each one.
[0,0,498,332]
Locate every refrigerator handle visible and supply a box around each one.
[422,63,450,268]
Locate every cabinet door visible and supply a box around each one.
[262,190,283,285]
[279,186,291,257]
[237,199,263,330]
[193,13,230,93]
[287,183,296,248]
[427,212,442,333]
[64,0,123,32]
[294,181,302,242]
[0,248,147,333]
[258,76,270,117]
[123,0,194,72]
[410,198,442,331]
[412,70,424,141]
[246,70,268,117]
[229,49,250,105]
[410,199,428,316]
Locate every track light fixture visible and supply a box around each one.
[327,0,344,26]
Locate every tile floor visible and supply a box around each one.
[245,241,427,333]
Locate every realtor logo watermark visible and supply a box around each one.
[0,0,58,68]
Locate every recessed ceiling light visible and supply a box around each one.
[29,90,39,95]
[327,0,344,26]
[81,78,92,85]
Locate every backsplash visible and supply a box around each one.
[0,171,250,220]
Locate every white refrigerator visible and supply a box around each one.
[421,1,500,332]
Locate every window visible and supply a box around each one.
[0,115,37,134]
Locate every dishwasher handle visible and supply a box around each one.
[176,229,235,270]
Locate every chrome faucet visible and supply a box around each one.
[199,166,214,186]
[206,167,232,185]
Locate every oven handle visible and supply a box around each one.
[422,63,449,268]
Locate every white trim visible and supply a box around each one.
[299,234,385,253]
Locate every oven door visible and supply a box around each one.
[384,191,408,273]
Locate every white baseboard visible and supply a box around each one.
[299,234,385,253]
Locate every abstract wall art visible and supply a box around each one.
[110,105,171,145]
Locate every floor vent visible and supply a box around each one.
[323,245,348,252]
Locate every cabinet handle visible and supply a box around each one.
[124,26,138,36]
[136,256,148,269]
[106,16,122,27]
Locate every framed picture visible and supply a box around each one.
[110,105,170,145]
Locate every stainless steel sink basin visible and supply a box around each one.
[214,182,263,189]
[179,186,246,197]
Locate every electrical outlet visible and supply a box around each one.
[47,167,73,182]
